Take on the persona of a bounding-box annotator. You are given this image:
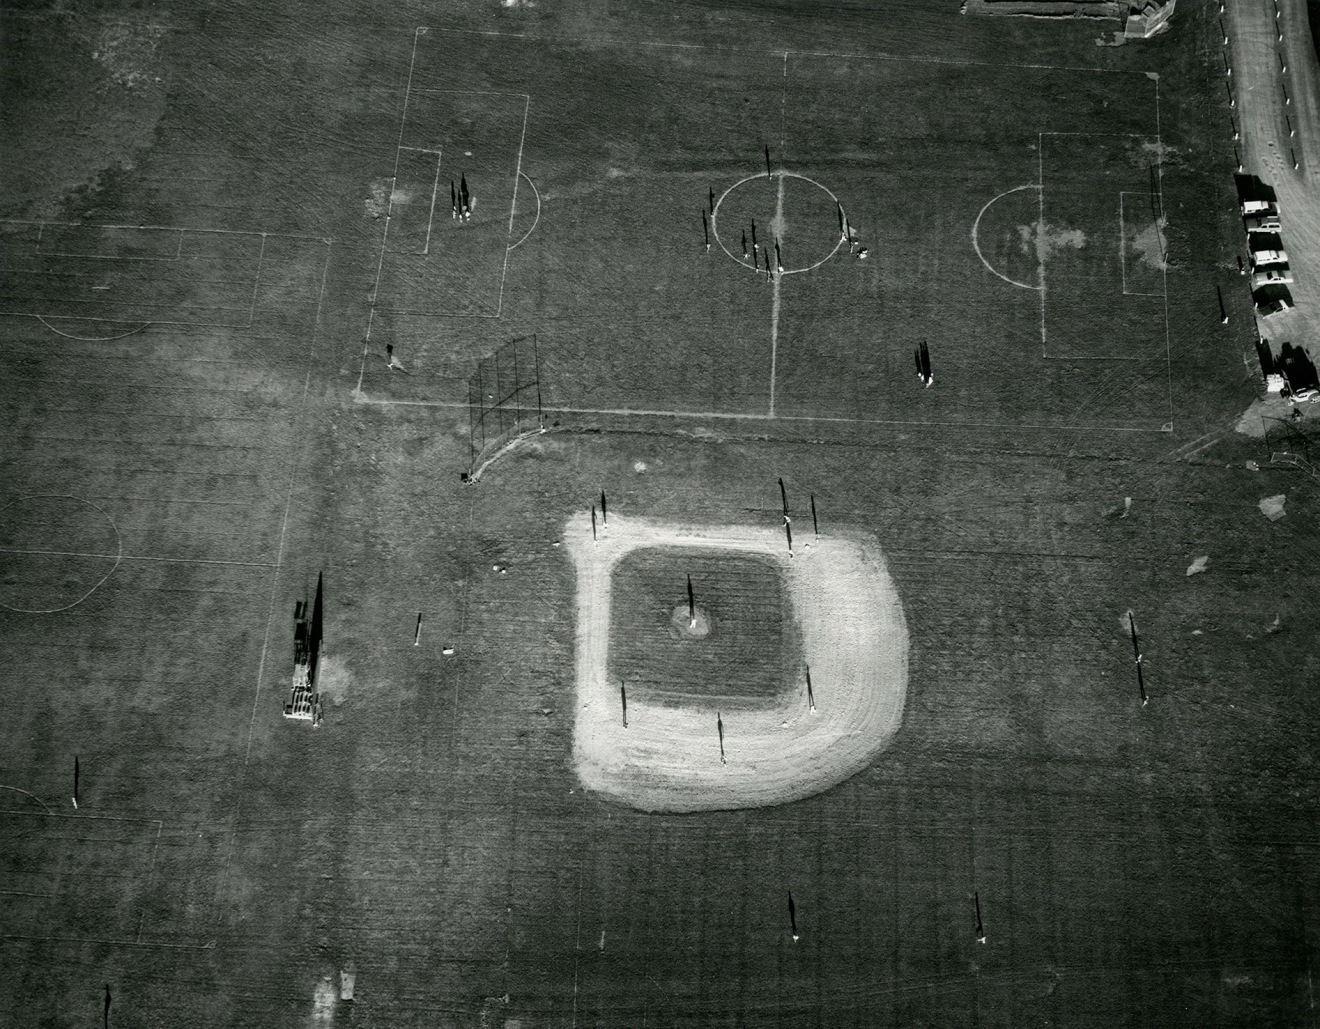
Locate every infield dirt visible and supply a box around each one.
[3,1,1319,1026]
[566,512,907,812]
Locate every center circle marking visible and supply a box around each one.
[711,171,848,276]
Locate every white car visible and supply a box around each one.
[1242,200,1278,216]
[1252,268,1294,289]
[1244,214,1282,233]
[1251,249,1289,268]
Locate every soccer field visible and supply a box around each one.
[2,1,1318,1026]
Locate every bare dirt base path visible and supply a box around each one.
[565,512,908,813]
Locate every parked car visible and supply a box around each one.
[1252,268,1294,289]
[1251,249,1289,268]
[1241,200,1278,216]
[1244,214,1282,233]
[1257,298,1293,317]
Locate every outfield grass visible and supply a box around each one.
[3,0,1318,1026]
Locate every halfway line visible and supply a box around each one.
[768,172,786,417]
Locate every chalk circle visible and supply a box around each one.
[0,495,122,613]
[35,315,150,342]
[670,604,712,638]
[971,184,1044,291]
[712,172,848,276]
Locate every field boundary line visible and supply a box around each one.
[443,27,1157,77]
[0,547,276,569]
[1119,190,1126,295]
[1038,135,1047,356]
[1156,75,1172,430]
[35,227,184,263]
[355,28,424,396]
[216,243,332,926]
[780,50,789,152]
[355,395,1172,433]
[2,218,331,242]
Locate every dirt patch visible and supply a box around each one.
[86,19,168,92]
[315,654,354,707]
[1130,216,1168,270]
[1021,221,1087,262]
[364,179,392,219]
[567,513,908,813]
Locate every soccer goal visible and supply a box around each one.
[466,333,543,480]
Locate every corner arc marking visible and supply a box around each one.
[971,184,1043,291]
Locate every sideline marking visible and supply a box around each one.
[780,50,789,152]
[215,245,332,926]
[355,396,1172,433]
[355,27,424,396]
[1038,139,1047,356]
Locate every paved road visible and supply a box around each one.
[1227,0,1320,363]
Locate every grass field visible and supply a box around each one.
[2,0,1319,1026]
[608,548,799,707]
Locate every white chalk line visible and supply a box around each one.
[0,495,123,613]
[1156,77,1174,429]
[3,218,328,241]
[506,172,542,252]
[34,228,183,263]
[355,28,424,396]
[1038,137,1047,358]
[355,395,1171,433]
[1035,126,1173,405]
[423,150,443,256]
[32,316,149,341]
[0,548,273,569]
[710,171,845,276]
[1118,192,1167,298]
[444,28,1157,77]
[493,94,532,319]
[11,226,280,333]
[780,50,789,152]
[0,785,52,813]
[768,172,786,417]
[970,184,1042,291]
[217,246,332,926]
